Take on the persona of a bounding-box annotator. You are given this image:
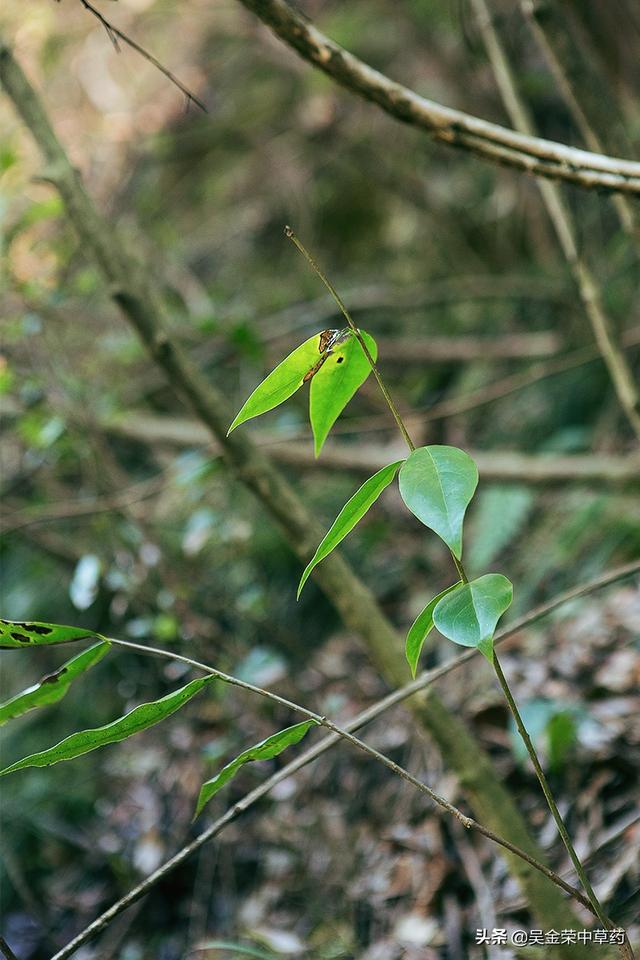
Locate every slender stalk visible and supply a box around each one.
[107,636,593,909]
[493,653,611,930]
[285,226,478,586]
[45,559,638,960]
[285,227,415,452]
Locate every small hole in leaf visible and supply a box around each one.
[336,357,344,364]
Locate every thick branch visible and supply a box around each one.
[236,0,640,195]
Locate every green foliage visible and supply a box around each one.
[227,332,323,433]
[228,328,377,451]
[433,574,513,662]
[398,446,478,559]
[195,719,317,817]
[0,641,110,726]
[0,619,100,649]
[297,460,404,597]
[405,582,460,677]
[0,676,215,776]
[310,330,377,455]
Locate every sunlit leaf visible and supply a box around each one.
[195,719,316,817]
[0,641,111,726]
[297,459,404,598]
[228,332,332,434]
[432,573,513,662]
[310,330,377,456]
[398,446,478,559]
[0,619,100,649]
[0,676,215,776]
[405,582,460,678]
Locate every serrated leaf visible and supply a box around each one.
[0,676,215,776]
[297,460,404,598]
[433,573,513,662]
[228,332,331,434]
[405,582,460,678]
[0,641,111,726]
[310,330,377,456]
[195,719,317,817]
[0,619,100,649]
[398,446,479,559]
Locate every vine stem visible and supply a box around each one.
[493,653,612,932]
[286,226,473,585]
[285,227,415,452]
[285,226,632,955]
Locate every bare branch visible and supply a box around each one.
[469,0,640,442]
[74,0,207,112]
[236,0,640,195]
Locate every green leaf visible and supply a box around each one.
[195,719,316,817]
[310,330,377,456]
[297,460,404,598]
[405,582,460,678]
[0,619,100,649]
[0,641,111,726]
[398,446,479,559]
[432,573,513,662]
[0,676,214,776]
[228,332,332,434]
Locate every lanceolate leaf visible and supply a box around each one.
[310,330,377,456]
[0,641,111,726]
[297,460,404,598]
[0,676,215,776]
[405,582,460,678]
[228,332,332,434]
[0,619,100,649]
[195,719,317,817]
[398,446,479,559]
[433,573,513,662]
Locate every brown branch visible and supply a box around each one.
[520,0,638,239]
[235,0,640,195]
[73,0,207,112]
[470,0,640,444]
[0,37,588,936]
[99,413,640,487]
[0,475,165,534]
[47,558,640,960]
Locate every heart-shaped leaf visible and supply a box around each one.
[398,446,478,559]
[0,641,111,726]
[0,675,215,776]
[228,331,333,434]
[405,582,461,678]
[433,573,513,662]
[297,459,404,598]
[195,719,316,817]
[310,330,377,456]
[0,619,99,649]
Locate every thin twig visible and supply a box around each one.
[470,0,640,443]
[236,0,640,195]
[74,0,207,112]
[45,558,640,960]
[284,227,416,451]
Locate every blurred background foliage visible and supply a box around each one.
[1,1,639,958]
